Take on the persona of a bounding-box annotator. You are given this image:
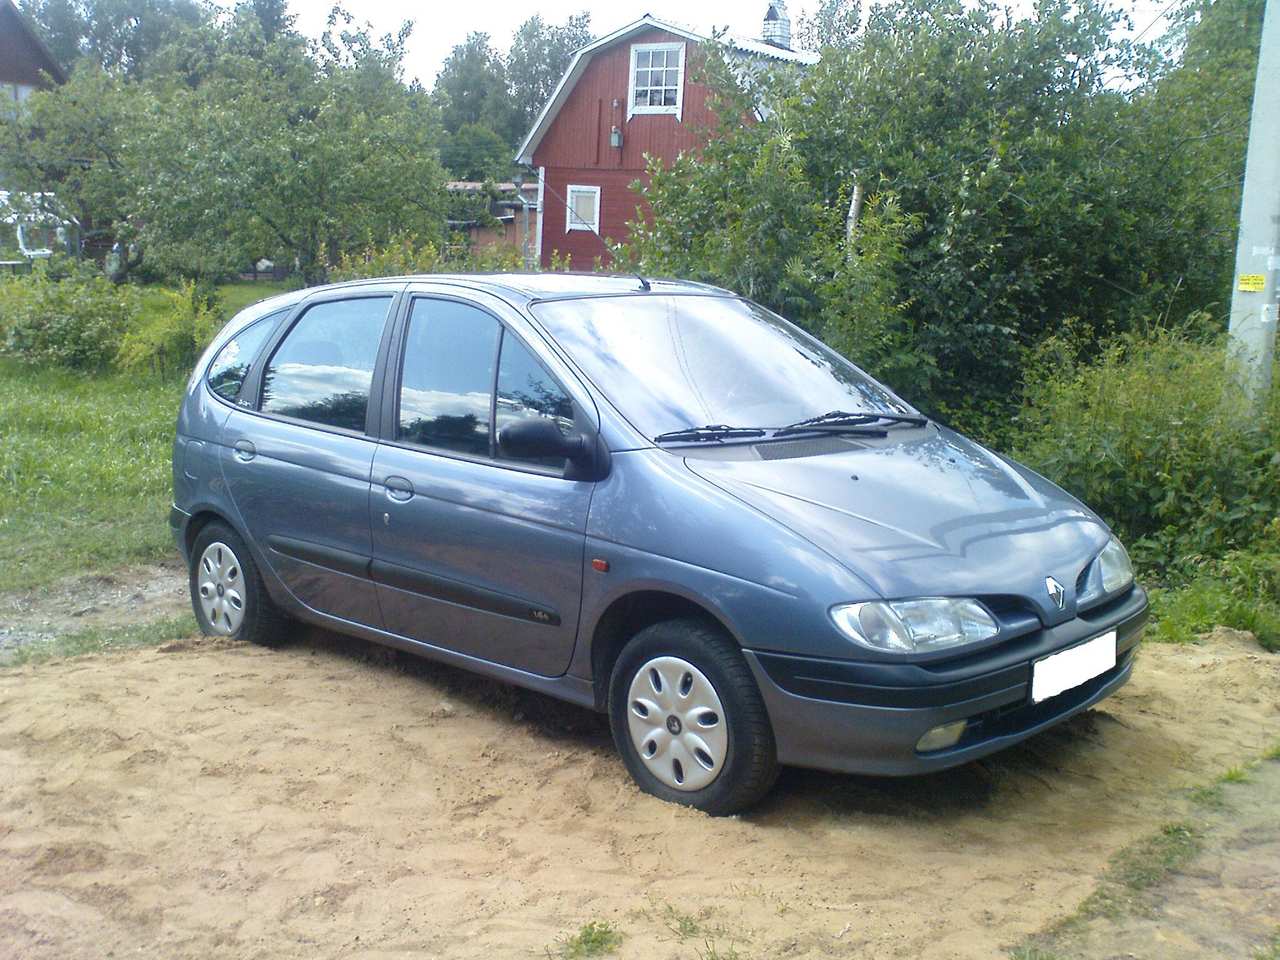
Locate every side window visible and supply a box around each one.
[206,312,279,403]
[397,299,500,456]
[259,296,391,431]
[496,332,576,469]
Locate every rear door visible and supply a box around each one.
[369,289,595,676]
[220,286,400,627]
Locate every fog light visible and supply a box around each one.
[916,720,967,753]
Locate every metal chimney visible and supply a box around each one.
[762,2,791,49]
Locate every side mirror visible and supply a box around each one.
[497,417,610,481]
[498,417,586,460]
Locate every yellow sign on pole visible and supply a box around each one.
[1238,274,1266,292]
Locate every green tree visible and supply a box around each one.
[440,122,510,181]
[18,0,214,75]
[0,65,141,271]
[506,13,593,134]
[795,0,861,49]
[3,4,451,282]
[129,22,448,282]
[435,32,518,143]
[620,0,1262,440]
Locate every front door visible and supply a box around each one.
[221,292,396,627]
[370,295,593,677]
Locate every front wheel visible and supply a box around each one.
[608,619,778,815]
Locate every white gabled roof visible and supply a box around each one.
[514,14,818,165]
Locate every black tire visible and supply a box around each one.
[189,521,290,647]
[608,618,778,815]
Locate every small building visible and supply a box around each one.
[1,0,66,116]
[445,181,541,263]
[515,5,816,270]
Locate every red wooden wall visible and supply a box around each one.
[532,28,715,269]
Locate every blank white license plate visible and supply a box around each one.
[1031,631,1117,703]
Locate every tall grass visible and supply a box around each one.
[0,359,183,591]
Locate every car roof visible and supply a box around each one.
[223,274,739,335]
[302,272,736,303]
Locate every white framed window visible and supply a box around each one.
[628,42,685,120]
[565,184,600,234]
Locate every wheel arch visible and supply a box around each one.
[588,589,740,711]
[183,508,240,560]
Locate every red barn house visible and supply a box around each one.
[515,6,816,269]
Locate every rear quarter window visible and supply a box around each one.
[206,313,281,403]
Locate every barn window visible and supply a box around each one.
[565,184,600,234]
[628,43,685,120]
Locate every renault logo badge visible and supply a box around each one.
[1045,576,1066,610]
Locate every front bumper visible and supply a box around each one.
[745,585,1149,775]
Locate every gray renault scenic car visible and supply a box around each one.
[172,274,1148,814]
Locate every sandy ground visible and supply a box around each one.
[1043,757,1280,959]
[0,563,188,652]
[0,626,1277,960]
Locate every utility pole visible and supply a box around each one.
[1227,0,1279,404]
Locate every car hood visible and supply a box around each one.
[684,426,1108,625]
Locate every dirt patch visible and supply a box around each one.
[1023,755,1280,958]
[0,563,188,652]
[0,628,1277,959]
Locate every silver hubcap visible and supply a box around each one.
[197,541,245,635]
[626,656,728,792]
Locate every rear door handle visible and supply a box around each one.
[233,439,256,462]
[384,475,414,502]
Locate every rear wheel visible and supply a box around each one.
[608,618,778,815]
[189,522,289,646]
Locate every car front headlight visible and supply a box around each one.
[1097,536,1134,593]
[830,597,999,654]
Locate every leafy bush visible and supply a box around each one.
[1012,329,1279,577]
[0,271,139,370]
[1148,522,1280,650]
[328,231,528,281]
[117,280,223,373]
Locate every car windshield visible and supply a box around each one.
[530,294,915,439]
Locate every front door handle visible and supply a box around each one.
[233,439,256,462]
[384,475,414,502]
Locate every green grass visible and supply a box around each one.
[0,613,197,666]
[551,921,624,958]
[1256,930,1280,960]
[0,359,184,591]
[0,280,295,595]
[1106,823,1201,896]
[1148,578,1280,651]
[1187,783,1227,809]
[217,279,297,316]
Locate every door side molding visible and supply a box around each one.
[266,535,372,580]
[370,558,561,627]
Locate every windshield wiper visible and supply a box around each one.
[653,424,767,444]
[776,409,928,436]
